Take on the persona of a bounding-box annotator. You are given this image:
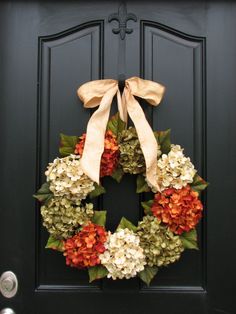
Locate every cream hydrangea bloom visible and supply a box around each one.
[147,144,196,192]
[45,155,95,201]
[99,228,146,280]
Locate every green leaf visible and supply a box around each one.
[154,129,171,154]
[136,175,150,193]
[45,235,64,252]
[88,265,108,283]
[91,211,107,227]
[117,217,137,232]
[190,174,209,193]
[59,133,78,157]
[33,182,53,204]
[180,229,198,250]
[141,200,154,215]
[111,167,124,183]
[89,183,106,199]
[107,112,126,140]
[138,266,158,286]
[59,147,75,157]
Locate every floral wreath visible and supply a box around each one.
[34,77,208,285]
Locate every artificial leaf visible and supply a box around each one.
[111,167,124,183]
[88,265,108,283]
[107,112,126,140]
[33,182,53,204]
[117,217,137,232]
[59,147,75,157]
[141,200,154,215]
[91,211,107,227]
[191,174,209,193]
[89,183,106,199]
[154,129,171,154]
[138,266,158,286]
[45,235,64,252]
[180,229,198,250]
[59,133,78,157]
[136,175,150,193]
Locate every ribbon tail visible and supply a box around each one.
[124,88,160,191]
[117,90,128,124]
[80,85,118,184]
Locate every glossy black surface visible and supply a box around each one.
[0,1,235,313]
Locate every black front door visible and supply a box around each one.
[0,1,235,314]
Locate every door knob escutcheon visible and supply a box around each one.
[0,271,18,298]
[0,309,16,314]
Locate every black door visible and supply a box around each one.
[0,1,235,314]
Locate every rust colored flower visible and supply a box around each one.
[74,130,119,177]
[63,222,107,268]
[151,185,203,235]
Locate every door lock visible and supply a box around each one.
[0,271,18,298]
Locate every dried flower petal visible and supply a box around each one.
[63,222,107,268]
[99,228,146,280]
[151,185,203,234]
[41,197,94,239]
[137,215,184,267]
[75,130,119,177]
[45,155,95,201]
[147,144,196,192]
[119,127,161,174]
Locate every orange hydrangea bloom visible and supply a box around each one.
[63,222,107,268]
[151,185,203,235]
[75,130,119,177]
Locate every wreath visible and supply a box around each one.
[34,77,208,285]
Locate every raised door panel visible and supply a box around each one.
[141,21,206,290]
[37,21,103,289]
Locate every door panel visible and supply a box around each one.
[0,1,235,314]
[141,22,206,289]
[38,22,103,289]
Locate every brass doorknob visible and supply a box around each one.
[0,272,18,298]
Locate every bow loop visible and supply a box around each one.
[78,79,117,108]
[126,77,165,106]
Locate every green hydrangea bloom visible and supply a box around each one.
[119,127,146,174]
[137,215,184,267]
[40,197,94,239]
[119,127,161,174]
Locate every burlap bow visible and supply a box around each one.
[77,76,165,191]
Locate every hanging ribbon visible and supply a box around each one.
[77,77,165,191]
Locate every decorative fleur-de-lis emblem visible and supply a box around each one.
[108,3,137,40]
